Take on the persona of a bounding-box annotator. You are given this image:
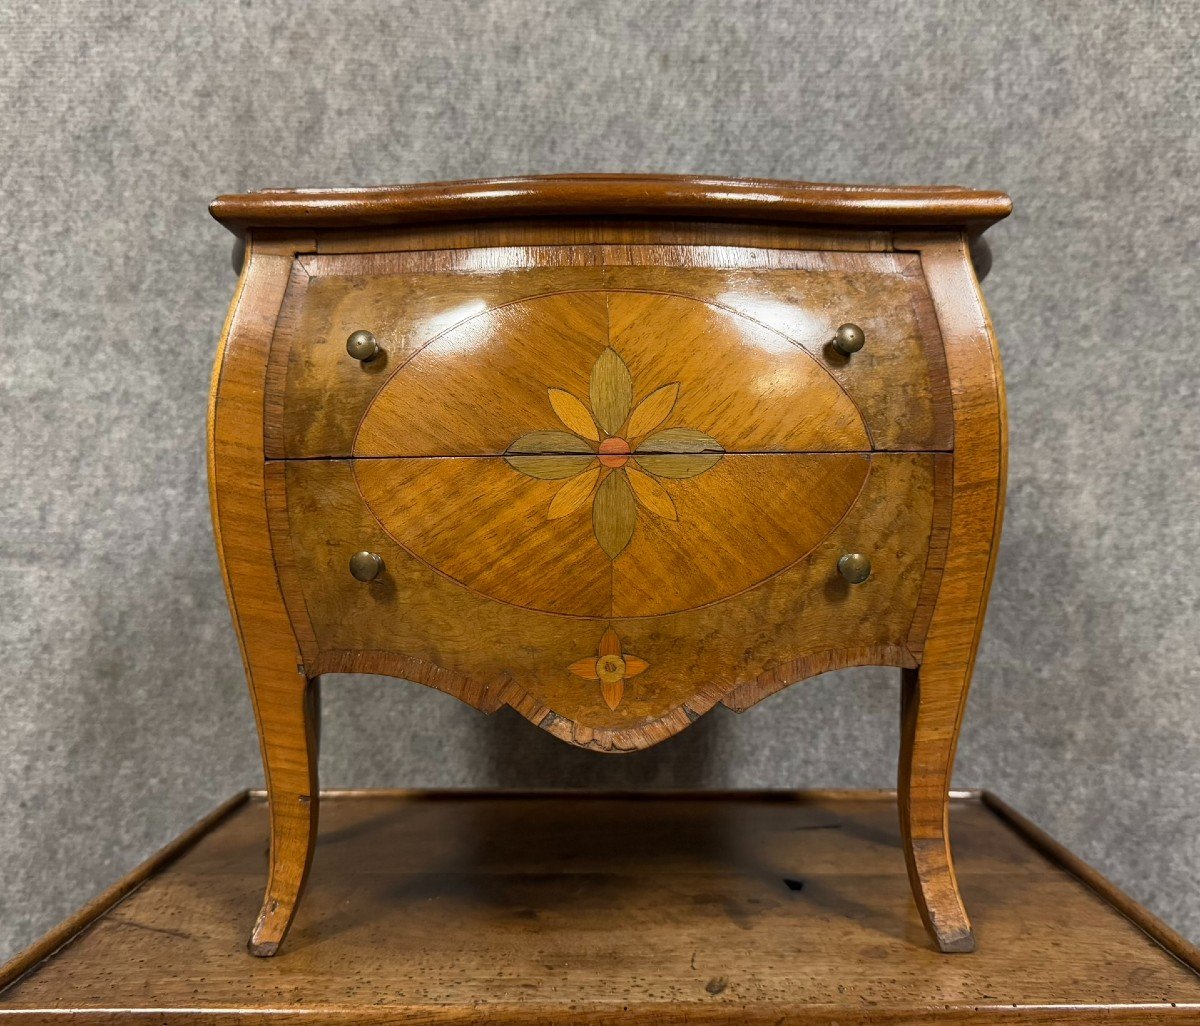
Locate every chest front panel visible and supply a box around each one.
[267,247,952,457]
[264,243,952,749]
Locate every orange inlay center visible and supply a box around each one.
[598,436,631,468]
[597,654,627,682]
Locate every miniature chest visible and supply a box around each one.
[208,175,1010,955]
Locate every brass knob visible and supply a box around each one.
[349,551,384,582]
[346,330,381,362]
[837,552,871,584]
[832,323,865,356]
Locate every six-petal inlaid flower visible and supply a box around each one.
[568,628,649,710]
[505,348,724,559]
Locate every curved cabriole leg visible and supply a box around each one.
[247,671,320,956]
[209,234,321,956]
[891,232,1006,954]
[898,666,974,953]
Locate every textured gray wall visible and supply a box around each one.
[2,0,1197,964]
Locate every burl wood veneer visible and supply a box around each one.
[207,175,1011,956]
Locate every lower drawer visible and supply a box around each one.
[266,453,948,750]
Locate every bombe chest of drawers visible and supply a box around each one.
[207,175,1010,957]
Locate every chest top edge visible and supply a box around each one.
[209,174,1012,237]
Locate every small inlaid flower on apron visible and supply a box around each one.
[505,347,724,558]
[568,628,649,710]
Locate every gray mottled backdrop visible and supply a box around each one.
[2,0,1197,962]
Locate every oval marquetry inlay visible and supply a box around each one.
[353,290,871,456]
[353,290,872,618]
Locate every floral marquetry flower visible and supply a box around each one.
[504,347,724,559]
[568,628,649,710]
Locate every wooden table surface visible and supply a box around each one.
[3,790,1198,1023]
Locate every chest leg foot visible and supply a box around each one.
[898,666,975,953]
[246,671,320,957]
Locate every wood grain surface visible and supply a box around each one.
[270,454,940,747]
[312,217,895,255]
[890,234,1008,954]
[352,454,872,617]
[3,791,1197,1024]
[209,173,1013,233]
[208,233,320,957]
[354,289,870,456]
[267,246,951,458]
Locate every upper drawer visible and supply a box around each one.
[265,245,952,458]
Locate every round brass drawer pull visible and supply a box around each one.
[349,551,384,582]
[837,552,871,584]
[346,330,381,362]
[832,323,865,356]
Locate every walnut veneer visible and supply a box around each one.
[207,175,1011,956]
